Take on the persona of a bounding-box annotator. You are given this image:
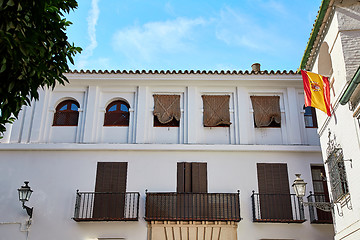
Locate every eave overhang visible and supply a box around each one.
[300,0,333,71]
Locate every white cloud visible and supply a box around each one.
[215,6,289,52]
[258,0,288,16]
[112,17,206,62]
[164,2,175,16]
[78,57,112,71]
[78,0,100,69]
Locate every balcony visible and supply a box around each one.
[251,192,305,223]
[73,191,140,221]
[145,192,241,222]
[307,193,333,224]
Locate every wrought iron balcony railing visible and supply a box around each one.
[251,191,305,223]
[145,192,241,222]
[73,191,140,221]
[307,193,333,224]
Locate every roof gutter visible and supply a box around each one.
[340,66,360,105]
[299,0,331,71]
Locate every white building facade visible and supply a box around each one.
[300,0,360,239]
[0,69,334,240]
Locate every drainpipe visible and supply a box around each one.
[340,66,360,105]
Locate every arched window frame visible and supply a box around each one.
[104,100,130,126]
[53,99,80,126]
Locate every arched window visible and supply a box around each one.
[318,42,333,77]
[304,105,318,128]
[53,100,80,126]
[104,100,130,126]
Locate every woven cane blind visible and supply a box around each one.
[250,96,281,127]
[202,95,231,127]
[153,95,181,124]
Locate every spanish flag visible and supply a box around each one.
[301,70,331,116]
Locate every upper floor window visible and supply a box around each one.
[93,162,128,219]
[104,100,130,126]
[326,131,349,202]
[304,106,318,128]
[202,95,231,127]
[256,163,292,220]
[327,148,349,202]
[177,162,207,193]
[250,96,281,128]
[153,95,180,127]
[53,100,80,126]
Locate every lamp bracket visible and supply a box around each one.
[23,205,33,218]
[344,159,353,168]
[303,201,333,212]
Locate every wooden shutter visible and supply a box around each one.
[104,100,130,126]
[177,162,207,193]
[95,162,127,192]
[53,100,79,126]
[257,163,292,220]
[192,163,207,193]
[93,162,128,219]
[177,162,207,219]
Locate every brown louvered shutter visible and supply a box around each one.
[177,162,207,193]
[104,100,130,126]
[257,163,292,220]
[177,162,192,192]
[192,162,207,193]
[250,96,281,127]
[177,162,208,219]
[53,100,80,126]
[93,162,128,219]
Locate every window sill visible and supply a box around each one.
[73,217,138,222]
[0,143,322,152]
[253,218,306,223]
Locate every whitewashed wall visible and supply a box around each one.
[0,147,333,240]
[1,73,319,146]
[309,1,360,239]
[0,72,333,240]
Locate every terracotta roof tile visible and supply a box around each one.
[68,69,298,75]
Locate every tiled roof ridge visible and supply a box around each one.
[68,69,298,75]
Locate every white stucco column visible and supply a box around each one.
[29,89,46,142]
[237,87,250,144]
[135,86,149,143]
[286,87,302,144]
[19,102,34,143]
[186,86,198,144]
[82,86,99,143]
[1,123,12,143]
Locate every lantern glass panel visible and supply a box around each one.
[293,182,306,197]
[292,174,307,198]
[18,183,33,203]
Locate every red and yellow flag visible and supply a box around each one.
[301,70,331,116]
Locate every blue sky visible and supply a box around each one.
[66,0,322,71]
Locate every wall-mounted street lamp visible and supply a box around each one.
[292,174,333,212]
[17,181,33,218]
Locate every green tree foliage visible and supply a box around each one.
[0,0,82,135]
